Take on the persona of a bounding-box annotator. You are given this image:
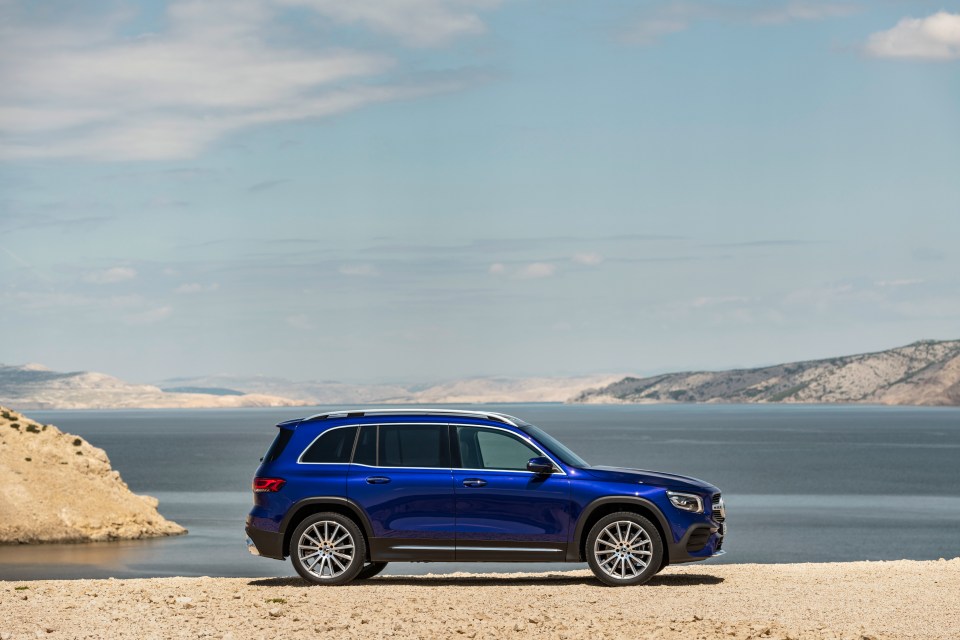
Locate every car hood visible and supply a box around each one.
[584,465,717,493]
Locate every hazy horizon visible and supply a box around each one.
[2,1,959,383]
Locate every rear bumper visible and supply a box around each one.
[245,524,285,560]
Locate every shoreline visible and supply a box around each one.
[3,559,957,639]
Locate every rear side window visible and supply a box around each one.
[379,424,449,468]
[353,425,377,466]
[262,428,294,463]
[300,426,357,463]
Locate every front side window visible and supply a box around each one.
[300,426,357,463]
[457,426,541,471]
[378,424,450,468]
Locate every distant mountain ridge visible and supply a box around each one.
[0,363,622,409]
[0,364,305,409]
[156,373,626,405]
[573,340,960,406]
[5,340,958,409]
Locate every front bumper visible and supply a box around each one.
[245,524,285,560]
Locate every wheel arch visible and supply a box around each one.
[280,497,374,558]
[570,497,672,569]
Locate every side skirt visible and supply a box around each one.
[368,539,568,562]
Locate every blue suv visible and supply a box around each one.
[246,409,725,586]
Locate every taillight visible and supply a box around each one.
[253,477,285,493]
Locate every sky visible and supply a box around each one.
[1,0,959,384]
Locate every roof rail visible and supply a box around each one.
[301,408,523,427]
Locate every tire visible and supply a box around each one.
[585,512,663,586]
[356,562,388,580]
[290,512,366,585]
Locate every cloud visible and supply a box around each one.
[619,17,689,46]
[248,179,289,193]
[515,263,557,279]
[0,213,114,234]
[875,279,924,288]
[750,1,860,25]
[622,1,860,45]
[338,264,380,277]
[0,0,484,161]
[865,12,960,60]
[174,282,220,294]
[286,313,315,330]
[487,262,557,279]
[123,306,173,325]
[278,0,501,47]
[702,239,820,248]
[488,262,507,275]
[692,295,750,308]
[83,266,137,284]
[912,247,945,262]
[572,252,604,266]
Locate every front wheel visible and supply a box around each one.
[586,512,663,586]
[290,513,366,585]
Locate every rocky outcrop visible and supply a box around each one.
[574,339,960,406]
[0,405,185,544]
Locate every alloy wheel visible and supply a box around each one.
[297,520,355,580]
[592,520,652,580]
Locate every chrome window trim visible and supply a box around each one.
[296,422,567,476]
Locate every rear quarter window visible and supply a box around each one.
[300,426,357,463]
[262,428,294,463]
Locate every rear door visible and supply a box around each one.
[347,423,455,561]
[452,425,571,561]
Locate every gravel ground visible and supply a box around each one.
[2,559,957,640]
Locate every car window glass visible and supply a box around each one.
[263,428,294,463]
[378,424,449,468]
[353,424,377,466]
[457,427,540,471]
[300,426,356,463]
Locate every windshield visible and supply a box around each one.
[520,423,590,468]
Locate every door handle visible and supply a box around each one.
[366,476,392,484]
[462,478,487,488]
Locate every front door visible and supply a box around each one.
[347,423,455,561]
[452,425,571,561]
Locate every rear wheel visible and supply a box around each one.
[586,512,663,586]
[356,562,388,580]
[290,513,366,585]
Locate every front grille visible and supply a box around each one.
[712,493,725,523]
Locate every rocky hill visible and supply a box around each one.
[0,405,185,543]
[573,340,960,406]
[1,363,621,409]
[0,364,306,410]
[165,373,626,405]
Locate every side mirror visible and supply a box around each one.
[527,456,556,474]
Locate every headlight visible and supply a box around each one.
[666,491,704,513]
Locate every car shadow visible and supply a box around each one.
[247,572,724,588]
